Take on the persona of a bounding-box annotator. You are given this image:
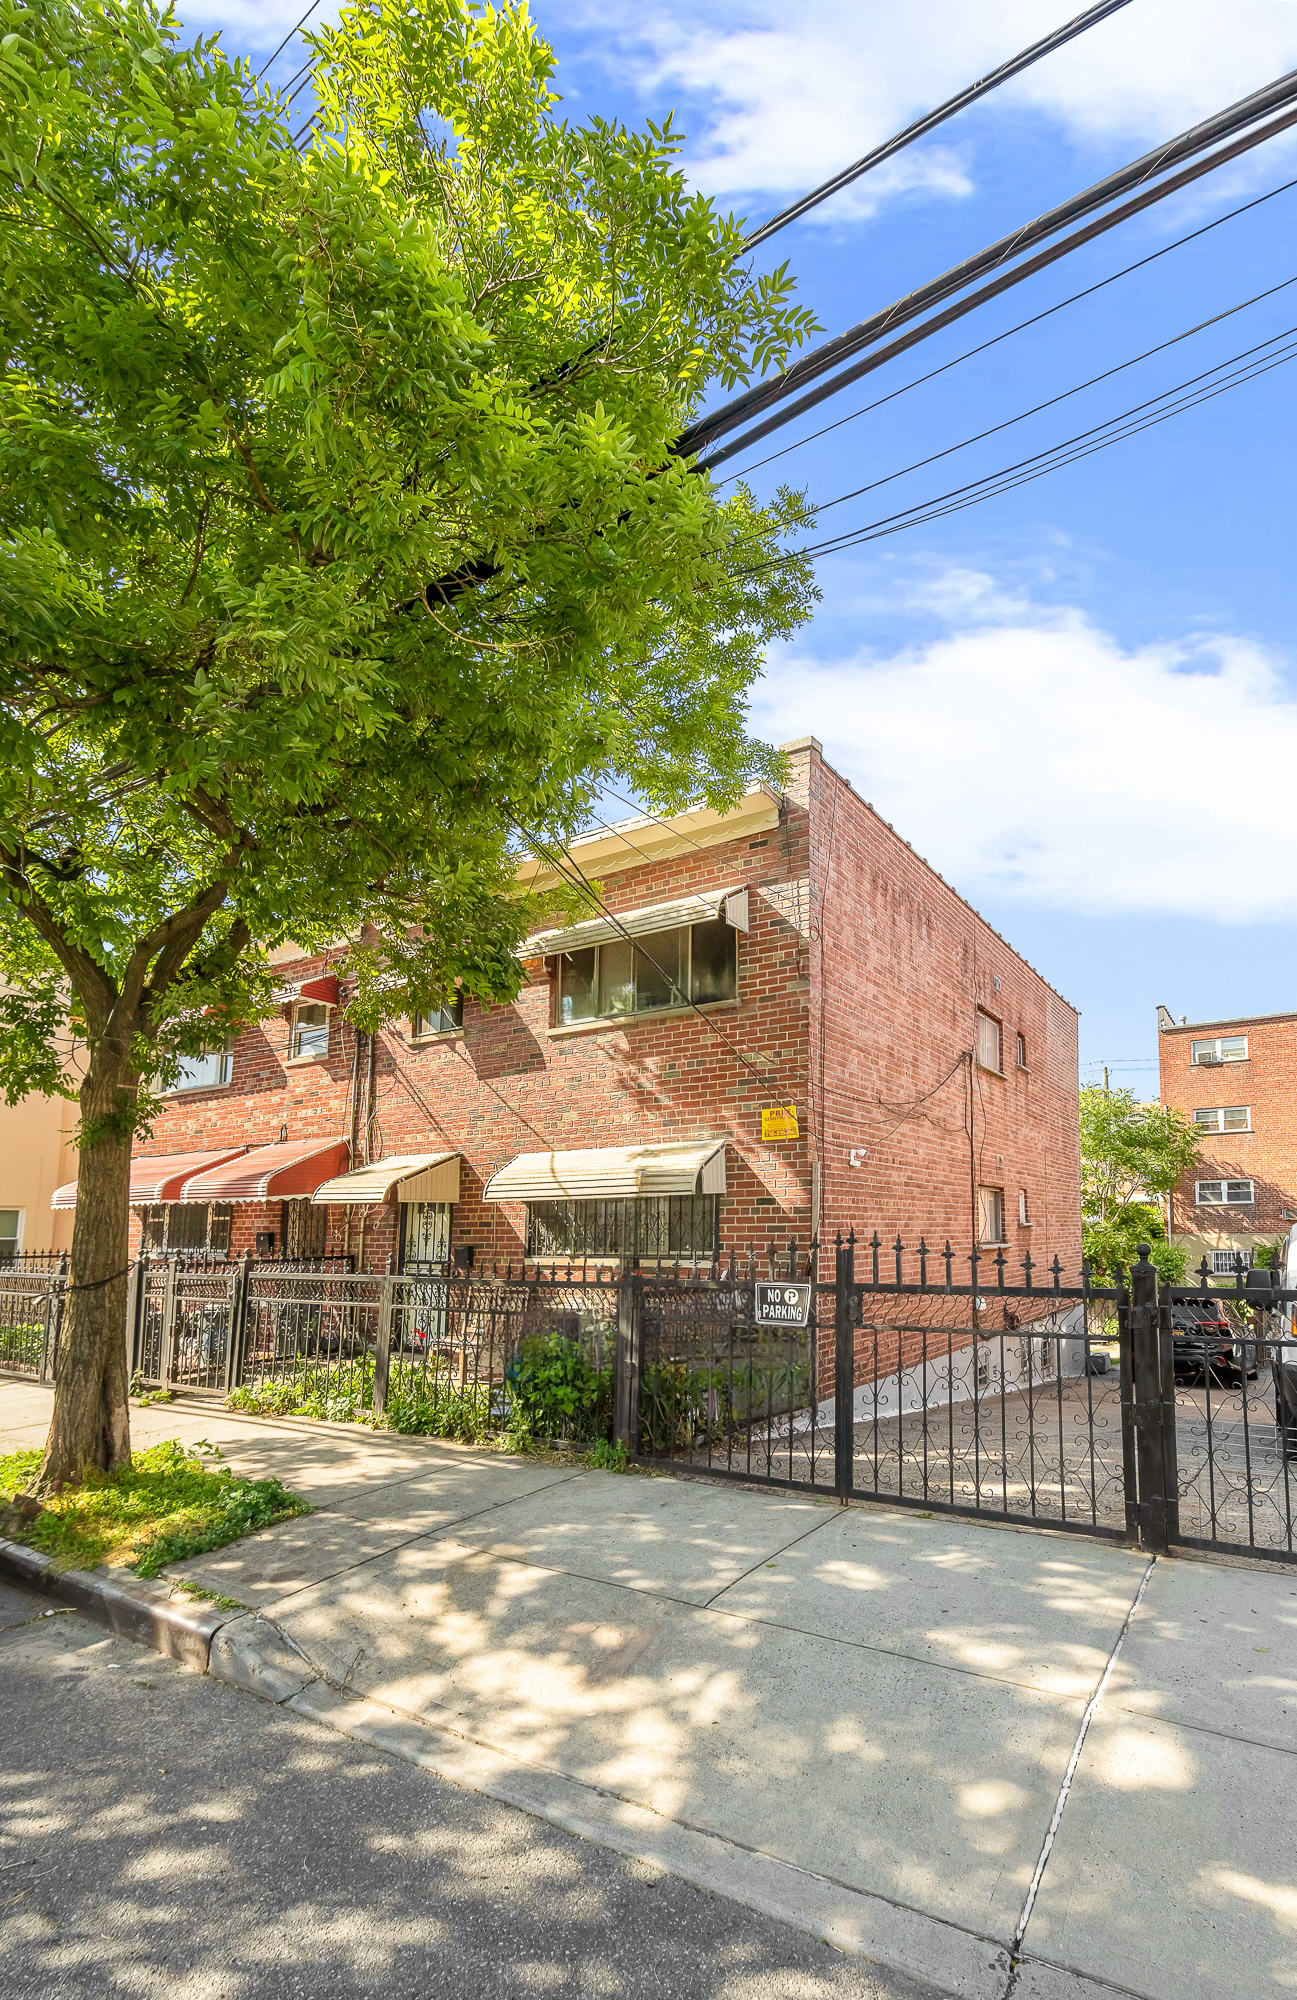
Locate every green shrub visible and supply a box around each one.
[506,1332,612,1444]
[227,1356,373,1423]
[382,1375,493,1442]
[0,1323,46,1370]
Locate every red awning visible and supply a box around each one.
[51,1147,248,1211]
[271,974,340,1008]
[179,1137,350,1203]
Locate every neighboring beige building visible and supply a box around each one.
[0,1090,77,1258]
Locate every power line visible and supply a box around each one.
[682,67,1297,463]
[802,268,1297,525]
[717,171,1297,486]
[733,324,1297,573]
[256,1,322,82]
[744,0,1133,249]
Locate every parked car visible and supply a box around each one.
[1170,1298,1247,1382]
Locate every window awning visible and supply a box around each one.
[484,1139,727,1203]
[271,973,340,1008]
[179,1137,350,1203]
[51,1147,249,1211]
[310,1153,460,1206]
[524,890,742,960]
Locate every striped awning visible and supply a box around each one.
[523,889,741,959]
[484,1139,727,1203]
[179,1137,350,1203]
[311,1153,460,1206]
[51,1146,248,1211]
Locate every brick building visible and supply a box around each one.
[54,739,1082,1277]
[1158,1005,1297,1269]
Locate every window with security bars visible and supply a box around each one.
[1193,1105,1251,1132]
[139,1203,232,1254]
[556,920,737,1025]
[283,1199,328,1259]
[1211,1248,1252,1274]
[975,1010,1003,1074]
[400,1201,451,1270]
[1195,1179,1254,1206]
[526,1194,720,1263]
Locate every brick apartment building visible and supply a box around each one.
[54,739,1082,1278]
[1158,1004,1297,1270]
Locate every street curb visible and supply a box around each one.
[0,1533,234,1671]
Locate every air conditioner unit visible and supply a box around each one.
[1197,1056,1223,1066]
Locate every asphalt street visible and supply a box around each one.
[0,1577,939,2000]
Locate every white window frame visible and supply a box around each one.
[554,920,738,1027]
[0,1208,23,1261]
[411,995,464,1039]
[1211,1247,1252,1274]
[1018,1189,1031,1227]
[1190,1035,1248,1065]
[978,1185,1006,1245]
[1015,1032,1028,1070]
[975,1010,1003,1075]
[1192,1106,1251,1133]
[1195,1178,1254,1206]
[164,1049,233,1095]
[290,1000,331,1061]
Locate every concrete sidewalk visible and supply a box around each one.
[4,1379,1296,2000]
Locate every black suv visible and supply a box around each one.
[1170,1298,1245,1382]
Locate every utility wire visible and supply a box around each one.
[682,67,1297,462]
[744,1,1133,248]
[718,170,1297,486]
[256,0,322,81]
[803,268,1297,524]
[740,327,1297,572]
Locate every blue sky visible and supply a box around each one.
[210,0,1297,1091]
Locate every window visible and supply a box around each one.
[977,1185,1006,1245]
[283,1199,328,1260]
[399,1201,451,1270]
[1193,1106,1251,1133]
[0,1209,21,1263]
[1195,1179,1254,1206]
[164,1049,232,1094]
[1018,1189,1031,1227]
[1211,1247,1252,1274]
[975,1010,1003,1073]
[1191,1035,1248,1065]
[556,920,737,1025]
[526,1195,719,1264]
[139,1203,232,1255]
[412,994,463,1038]
[1016,1032,1028,1069]
[291,1001,330,1060]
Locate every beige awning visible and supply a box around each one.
[311,1153,460,1206]
[524,890,742,959]
[484,1139,726,1203]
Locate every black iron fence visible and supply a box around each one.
[7,1232,1297,1568]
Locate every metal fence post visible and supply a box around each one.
[159,1257,177,1391]
[1115,1267,1140,1543]
[614,1267,641,1452]
[1128,1245,1172,1553]
[1156,1273,1181,1546]
[226,1252,252,1393]
[834,1232,855,1502]
[42,1252,69,1385]
[372,1262,395,1420]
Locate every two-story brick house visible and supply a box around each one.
[53,738,1082,1276]
[1158,1004,1297,1269]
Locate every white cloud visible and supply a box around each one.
[750,592,1297,919]
[592,0,1297,207]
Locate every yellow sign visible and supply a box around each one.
[761,1104,800,1142]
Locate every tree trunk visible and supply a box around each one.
[38,1035,138,1490]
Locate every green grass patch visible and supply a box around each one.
[0,1440,310,1579]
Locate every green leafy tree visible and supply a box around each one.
[1080,1085,1200,1283]
[0,0,820,1487]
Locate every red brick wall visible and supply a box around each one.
[138,744,1081,1283]
[797,744,1081,1286]
[1160,1014,1297,1256]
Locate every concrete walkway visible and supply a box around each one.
[4,1379,1296,2000]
